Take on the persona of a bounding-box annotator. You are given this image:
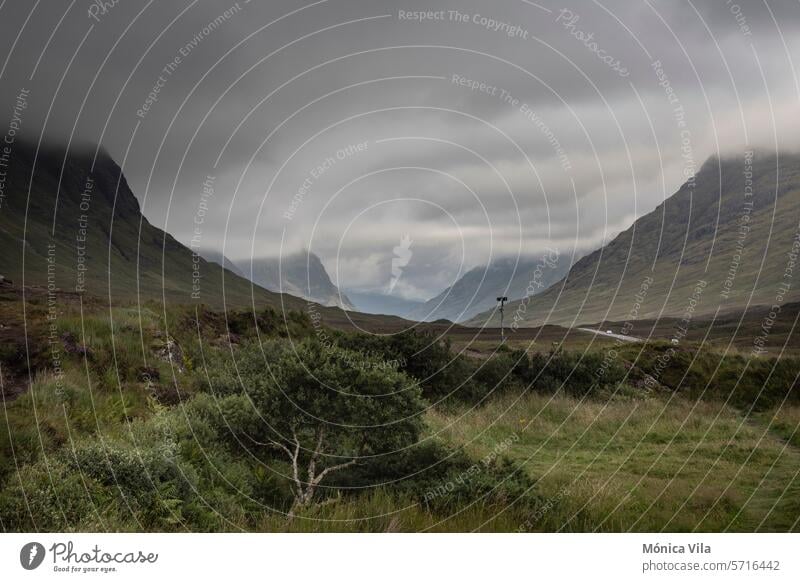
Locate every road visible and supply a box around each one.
[577,327,642,343]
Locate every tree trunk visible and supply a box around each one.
[272,426,358,517]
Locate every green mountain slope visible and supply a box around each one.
[0,142,303,310]
[468,152,800,328]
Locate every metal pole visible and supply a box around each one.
[497,296,508,341]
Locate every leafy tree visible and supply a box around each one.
[234,340,426,514]
[334,330,483,402]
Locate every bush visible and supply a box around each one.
[335,330,508,403]
[473,350,529,397]
[0,459,109,531]
[70,442,174,497]
[528,348,627,397]
[330,440,540,514]
[716,356,799,411]
[208,339,427,511]
[196,339,287,397]
[623,344,800,411]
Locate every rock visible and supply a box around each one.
[152,336,185,372]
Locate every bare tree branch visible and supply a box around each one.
[290,426,302,493]
[268,428,361,512]
[307,426,326,483]
[246,433,296,461]
[250,429,304,498]
[265,439,292,460]
[312,457,358,486]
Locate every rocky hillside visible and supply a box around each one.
[239,251,355,311]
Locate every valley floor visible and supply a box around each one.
[1,293,798,533]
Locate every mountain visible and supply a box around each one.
[344,289,425,318]
[238,251,355,311]
[408,254,571,323]
[468,151,800,328]
[0,142,303,310]
[198,247,246,278]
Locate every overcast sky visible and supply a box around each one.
[1,0,799,300]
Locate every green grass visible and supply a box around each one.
[427,392,800,531]
[245,489,528,533]
[755,406,800,448]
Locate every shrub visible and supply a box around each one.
[473,350,529,397]
[68,437,190,517]
[0,459,106,531]
[528,348,627,397]
[218,339,426,512]
[623,344,800,411]
[330,440,540,514]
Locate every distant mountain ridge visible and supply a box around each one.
[198,247,246,278]
[344,289,424,317]
[409,253,571,323]
[468,151,800,328]
[238,251,355,311]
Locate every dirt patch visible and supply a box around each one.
[0,371,29,402]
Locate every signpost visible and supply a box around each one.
[497,296,508,342]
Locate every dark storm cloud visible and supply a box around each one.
[1,0,798,299]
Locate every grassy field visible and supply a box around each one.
[1,292,798,532]
[428,393,800,532]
